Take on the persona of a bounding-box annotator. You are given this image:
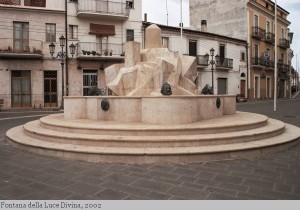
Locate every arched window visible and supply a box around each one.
[241,73,246,78]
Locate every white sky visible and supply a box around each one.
[142,0,300,69]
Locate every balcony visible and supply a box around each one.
[215,57,233,70]
[0,0,46,7]
[0,0,20,5]
[196,55,209,67]
[77,42,124,61]
[252,57,265,67]
[278,62,289,73]
[76,0,130,20]
[0,38,43,59]
[252,26,266,40]
[279,38,290,49]
[265,32,275,44]
[265,59,275,69]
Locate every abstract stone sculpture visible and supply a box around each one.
[105,24,197,96]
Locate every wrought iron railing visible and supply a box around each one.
[279,38,290,49]
[0,0,20,5]
[215,57,233,69]
[265,32,275,44]
[77,42,124,56]
[77,0,130,16]
[197,55,209,66]
[252,26,266,40]
[265,59,275,68]
[252,57,265,66]
[0,38,43,54]
[278,62,289,72]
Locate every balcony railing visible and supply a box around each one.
[196,55,209,66]
[278,62,289,72]
[77,0,130,19]
[252,57,265,66]
[252,26,266,40]
[265,32,275,44]
[279,38,290,49]
[0,38,43,59]
[265,59,275,69]
[24,0,46,7]
[215,57,233,69]
[0,0,20,5]
[77,42,124,57]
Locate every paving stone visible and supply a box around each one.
[26,182,74,199]
[248,187,299,200]
[177,176,198,183]
[0,171,15,182]
[196,171,217,180]
[127,172,153,179]
[102,173,137,185]
[195,178,220,187]
[148,165,176,173]
[131,179,173,193]
[19,191,58,200]
[207,192,238,200]
[101,182,150,197]
[218,182,249,193]
[0,163,23,173]
[213,174,244,185]
[14,168,44,179]
[8,177,35,187]
[123,166,151,175]
[151,176,183,185]
[40,167,69,176]
[144,191,173,200]
[253,168,281,178]
[65,182,104,196]
[124,195,148,200]
[205,186,237,197]
[203,162,228,170]
[80,168,112,179]
[275,183,293,194]
[180,182,206,191]
[0,185,35,199]
[236,192,270,200]
[230,171,262,180]
[107,164,130,170]
[44,177,78,188]
[72,175,106,186]
[146,170,179,180]
[171,168,199,177]
[243,179,275,190]
[226,165,254,174]
[167,186,209,200]
[94,189,129,200]
[66,194,96,200]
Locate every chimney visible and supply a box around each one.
[144,13,148,22]
[201,20,207,32]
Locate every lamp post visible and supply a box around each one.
[209,48,216,94]
[49,35,76,109]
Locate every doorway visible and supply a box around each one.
[218,78,227,95]
[44,71,58,108]
[11,70,31,108]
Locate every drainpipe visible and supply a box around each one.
[65,0,69,96]
[246,44,250,99]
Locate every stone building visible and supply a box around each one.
[0,0,142,109]
[0,0,65,109]
[142,22,248,95]
[190,0,293,99]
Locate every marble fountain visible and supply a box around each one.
[6,25,300,164]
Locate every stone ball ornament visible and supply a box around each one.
[101,99,110,111]
[161,82,172,96]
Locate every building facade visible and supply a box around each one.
[0,0,142,109]
[0,0,65,109]
[142,22,248,96]
[190,0,293,100]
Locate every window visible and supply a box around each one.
[69,0,78,2]
[69,25,78,40]
[24,0,46,7]
[241,52,246,61]
[254,15,258,27]
[46,24,56,42]
[126,0,134,9]
[254,44,259,58]
[83,70,98,96]
[266,21,270,33]
[13,22,29,51]
[162,37,169,48]
[126,30,134,41]
[281,28,285,39]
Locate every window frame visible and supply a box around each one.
[46,23,56,42]
[126,29,134,42]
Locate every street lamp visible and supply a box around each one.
[49,35,76,109]
[209,48,216,94]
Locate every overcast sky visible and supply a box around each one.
[142,0,300,69]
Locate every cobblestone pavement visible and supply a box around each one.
[0,97,300,200]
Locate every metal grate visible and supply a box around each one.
[24,0,46,7]
[0,0,20,5]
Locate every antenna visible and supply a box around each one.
[166,0,169,26]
